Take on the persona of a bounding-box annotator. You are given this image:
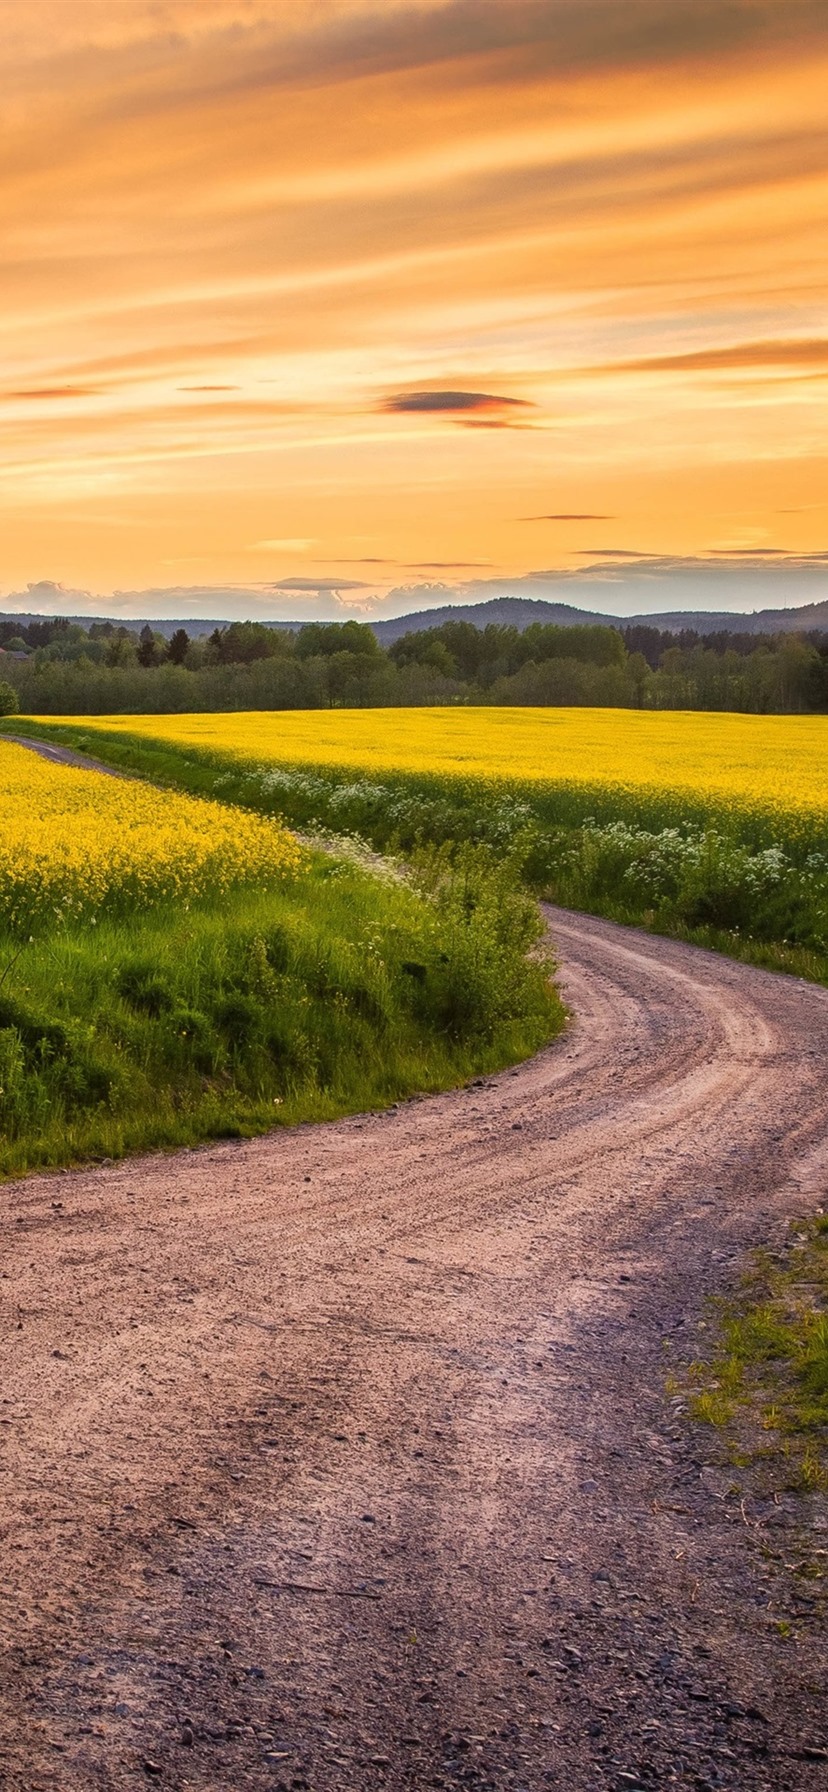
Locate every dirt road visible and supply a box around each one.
[1,911,827,1791]
[2,734,126,776]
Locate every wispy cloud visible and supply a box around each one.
[4,387,103,402]
[269,576,372,593]
[589,337,828,377]
[1,2,826,589]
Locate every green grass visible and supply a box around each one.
[6,719,827,988]
[681,1214,828,1491]
[0,844,563,1178]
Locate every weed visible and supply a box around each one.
[682,1214,828,1489]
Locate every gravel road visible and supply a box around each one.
[1,909,827,1791]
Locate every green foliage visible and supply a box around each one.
[0,680,19,716]
[411,841,552,1041]
[683,1215,828,1488]
[1,610,825,713]
[295,619,381,660]
[207,621,289,664]
[167,627,190,665]
[544,820,828,954]
[137,624,164,668]
[0,850,563,1177]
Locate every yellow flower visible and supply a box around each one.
[68,706,828,830]
[0,742,303,930]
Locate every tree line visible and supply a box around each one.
[0,613,826,715]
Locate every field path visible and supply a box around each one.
[1,912,827,1790]
[2,733,127,776]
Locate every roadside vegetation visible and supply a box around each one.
[677,1213,828,1494]
[0,742,562,1177]
[2,612,828,714]
[8,706,828,988]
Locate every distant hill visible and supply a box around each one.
[371,597,614,642]
[373,594,828,641]
[2,594,828,642]
[624,600,828,635]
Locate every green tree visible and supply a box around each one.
[296,620,380,660]
[167,628,191,665]
[137,625,163,668]
[0,680,19,716]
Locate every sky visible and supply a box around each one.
[1,0,827,620]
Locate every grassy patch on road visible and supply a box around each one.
[682,1214,828,1492]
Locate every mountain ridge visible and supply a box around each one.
[2,593,828,643]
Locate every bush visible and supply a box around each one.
[0,851,564,1176]
[0,681,19,716]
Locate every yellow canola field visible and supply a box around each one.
[70,707,828,823]
[0,741,302,930]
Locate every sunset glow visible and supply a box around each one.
[1,1,827,614]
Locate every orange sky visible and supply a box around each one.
[1,1,827,616]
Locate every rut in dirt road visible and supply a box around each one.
[1,909,827,1792]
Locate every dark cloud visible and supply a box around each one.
[383,390,530,414]
[522,513,615,521]
[211,3,828,104]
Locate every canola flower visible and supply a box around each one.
[66,707,828,829]
[0,742,303,932]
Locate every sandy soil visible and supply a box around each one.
[1,909,827,1791]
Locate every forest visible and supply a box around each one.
[0,612,827,714]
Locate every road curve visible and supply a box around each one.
[1,910,827,1791]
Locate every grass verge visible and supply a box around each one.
[676,1214,828,1492]
[0,845,563,1178]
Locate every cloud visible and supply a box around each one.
[3,579,95,609]
[522,513,615,521]
[590,338,828,377]
[5,387,101,401]
[5,556,828,627]
[3,1,827,593]
[269,576,372,593]
[185,3,828,107]
[382,389,530,414]
[251,538,316,552]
